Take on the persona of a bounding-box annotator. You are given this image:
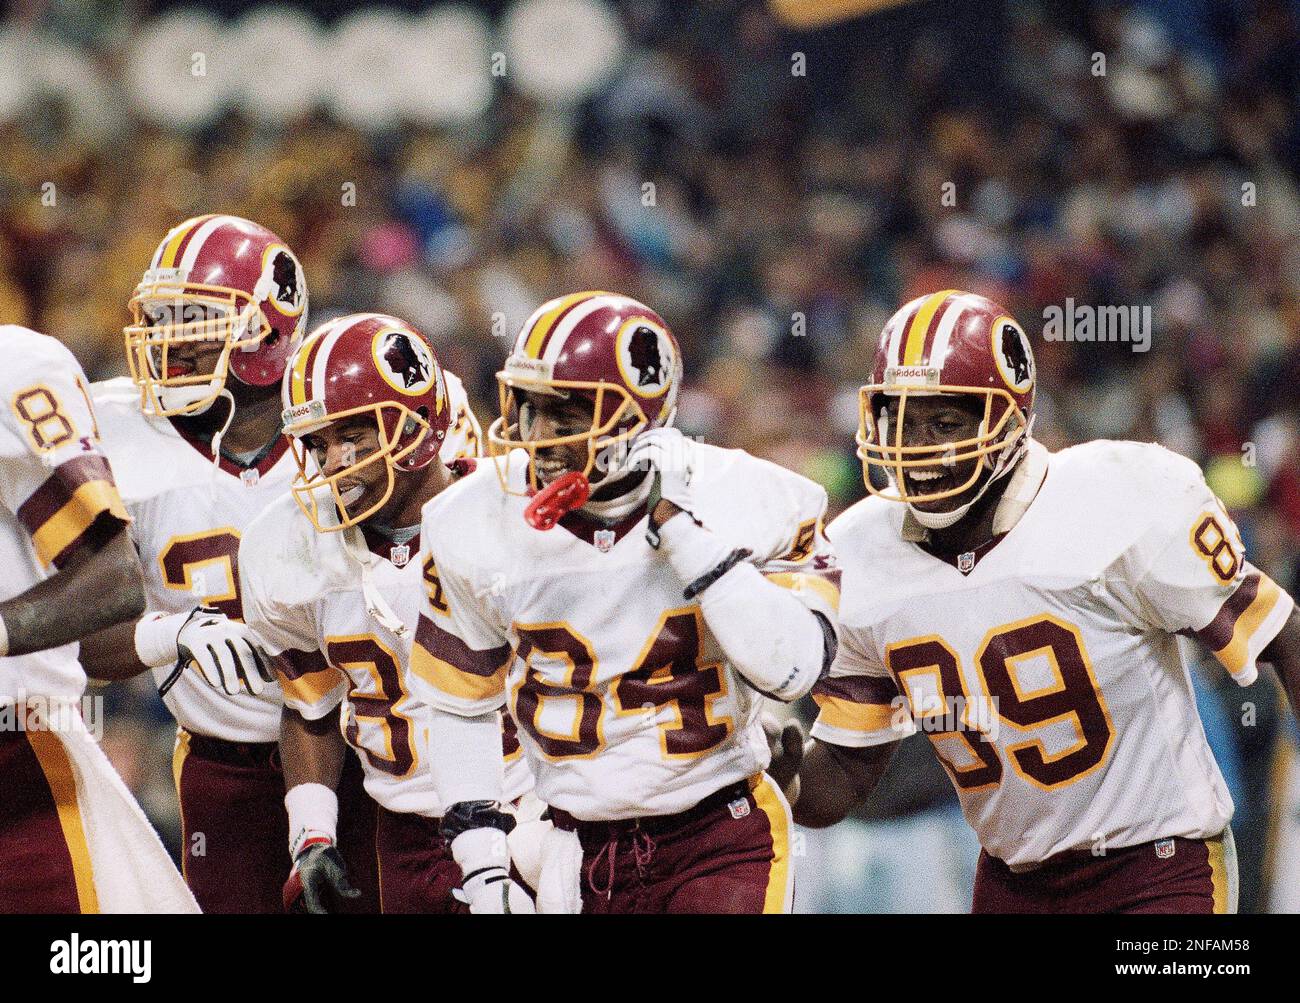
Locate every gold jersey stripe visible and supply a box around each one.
[27,725,99,913]
[901,288,958,366]
[1214,574,1283,677]
[764,570,841,613]
[812,693,897,733]
[31,479,129,568]
[281,665,349,710]
[410,642,507,702]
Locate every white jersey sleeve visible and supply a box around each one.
[1110,448,1294,686]
[808,503,914,748]
[411,522,512,718]
[238,507,348,720]
[0,328,129,568]
[438,369,483,463]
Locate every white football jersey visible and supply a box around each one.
[413,443,838,821]
[239,486,530,816]
[91,370,481,744]
[0,327,130,705]
[811,439,1295,867]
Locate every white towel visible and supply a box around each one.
[53,706,200,913]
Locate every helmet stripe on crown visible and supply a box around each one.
[289,322,337,406]
[310,323,351,405]
[156,214,220,270]
[928,291,983,368]
[900,289,958,366]
[178,214,237,273]
[522,290,607,359]
[542,293,623,364]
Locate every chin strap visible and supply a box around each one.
[342,526,410,638]
[207,389,237,469]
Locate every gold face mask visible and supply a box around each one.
[124,281,268,417]
[284,402,431,533]
[485,375,649,496]
[855,384,1028,505]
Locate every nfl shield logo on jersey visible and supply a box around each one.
[594,529,616,553]
[957,551,976,574]
[728,797,751,820]
[390,544,410,567]
[1154,838,1176,859]
[240,468,260,487]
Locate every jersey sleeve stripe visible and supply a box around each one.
[811,694,897,733]
[281,672,347,712]
[1194,570,1293,684]
[278,648,332,680]
[411,614,511,701]
[18,456,129,568]
[275,649,347,712]
[812,671,899,706]
[762,568,841,615]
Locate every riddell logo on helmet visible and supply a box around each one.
[505,354,554,381]
[884,366,940,386]
[282,400,326,428]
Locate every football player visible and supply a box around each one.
[411,291,840,913]
[791,290,1300,913]
[237,312,528,914]
[0,324,196,913]
[80,214,378,913]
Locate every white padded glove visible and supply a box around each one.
[450,828,536,914]
[135,606,274,696]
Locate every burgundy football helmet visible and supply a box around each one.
[857,290,1036,516]
[281,313,450,532]
[124,214,308,417]
[486,290,683,494]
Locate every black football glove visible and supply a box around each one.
[283,838,361,914]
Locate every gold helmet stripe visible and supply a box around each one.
[901,288,958,366]
[157,213,220,270]
[522,290,607,359]
[289,323,334,407]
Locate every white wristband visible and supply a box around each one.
[134,610,191,668]
[285,782,339,856]
[0,611,8,658]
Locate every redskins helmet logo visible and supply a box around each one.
[992,317,1034,393]
[615,317,675,399]
[373,328,437,398]
[260,244,305,316]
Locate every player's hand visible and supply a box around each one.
[138,606,274,696]
[283,837,360,914]
[449,824,536,914]
[763,712,806,804]
[456,864,536,914]
[623,427,696,530]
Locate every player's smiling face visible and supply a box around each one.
[884,393,987,513]
[517,391,601,486]
[301,415,386,513]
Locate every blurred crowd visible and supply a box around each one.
[3,0,1299,910]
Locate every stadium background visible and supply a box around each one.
[2,0,1297,911]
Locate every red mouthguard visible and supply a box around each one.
[524,471,591,531]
